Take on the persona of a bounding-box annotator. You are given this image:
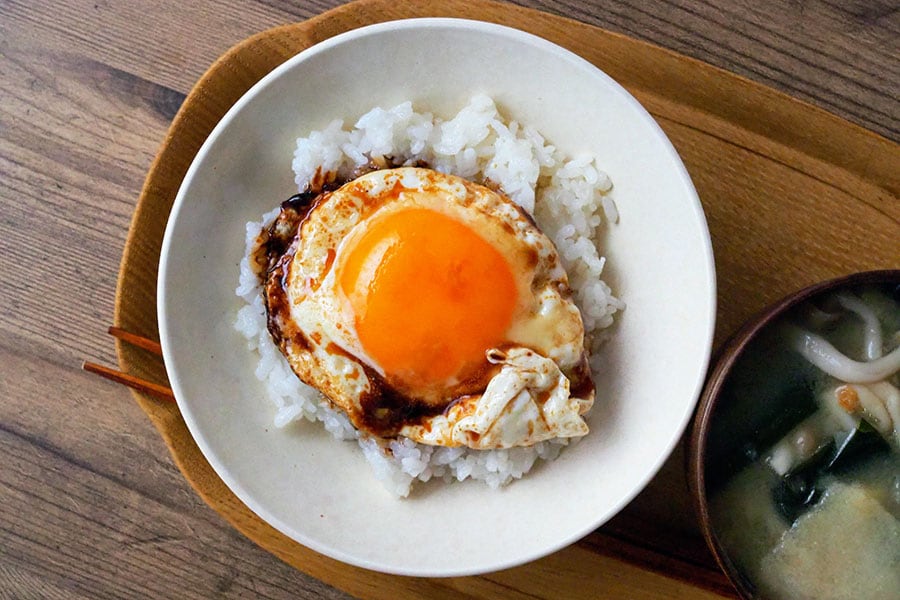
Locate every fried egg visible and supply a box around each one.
[261,167,593,449]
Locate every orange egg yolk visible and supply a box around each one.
[339,208,518,390]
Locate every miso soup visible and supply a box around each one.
[707,282,899,600]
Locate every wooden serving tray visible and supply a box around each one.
[113,0,899,597]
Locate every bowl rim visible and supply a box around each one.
[688,268,900,599]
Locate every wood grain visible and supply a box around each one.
[1,0,897,598]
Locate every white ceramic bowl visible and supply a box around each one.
[158,18,716,576]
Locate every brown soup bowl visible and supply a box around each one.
[688,269,900,599]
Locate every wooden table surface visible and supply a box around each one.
[1,1,897,598]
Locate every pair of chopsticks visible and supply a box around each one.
[82,327,175,402]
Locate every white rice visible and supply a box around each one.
[234,95,623,497]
